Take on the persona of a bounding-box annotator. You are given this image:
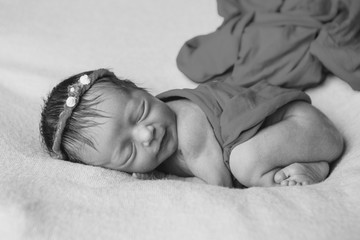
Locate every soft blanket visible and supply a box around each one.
[0,0,359,240]
[177,0,360,90]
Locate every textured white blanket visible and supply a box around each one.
[0,0,359,239]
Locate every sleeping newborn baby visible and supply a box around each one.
[40,69,344,188]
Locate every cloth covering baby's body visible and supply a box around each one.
[157,80,310,172]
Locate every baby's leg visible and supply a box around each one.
[229,101,344,187]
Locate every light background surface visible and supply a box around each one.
[0,1,359,239]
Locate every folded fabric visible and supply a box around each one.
[177,0,360,90]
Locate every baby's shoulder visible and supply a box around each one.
[168,98,208,132]
[167,99,208,136]
[166,98,202,117]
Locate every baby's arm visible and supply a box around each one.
[132,171,207,184]
[229,101,344,187]
[166,175,207,184]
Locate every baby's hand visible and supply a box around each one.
[132,170,167,180]
[132,172,208,185]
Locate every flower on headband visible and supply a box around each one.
[66,96,77,107]
[79,75,90,85]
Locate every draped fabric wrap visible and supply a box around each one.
[177,0,360,90]
[157,81,310,170]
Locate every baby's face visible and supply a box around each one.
[79,87,178,173]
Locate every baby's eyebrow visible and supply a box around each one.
[118,98,135,122]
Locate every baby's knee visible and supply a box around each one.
[288,102,344,159]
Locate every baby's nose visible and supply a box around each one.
[133,125,155,146]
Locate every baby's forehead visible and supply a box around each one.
[91,88,145,122]
[90,82,130,97]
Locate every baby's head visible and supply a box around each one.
[40,69,178,173]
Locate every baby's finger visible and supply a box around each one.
[132,173,143,179]
[132,173,151,180]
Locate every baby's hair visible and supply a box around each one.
[40,69,143,163]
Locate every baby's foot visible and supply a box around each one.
[274,162,329,186]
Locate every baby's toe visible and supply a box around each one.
[280,179,302,187]
[274,170,288,183]
[301,180,309,186]
[288,180,296,186]
[280,180,289,186]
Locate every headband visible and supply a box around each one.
[51,68,114,159]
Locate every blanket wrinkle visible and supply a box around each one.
[177,0,360,90]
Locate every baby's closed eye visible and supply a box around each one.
[123,142,135,164]
[136,100,147,122]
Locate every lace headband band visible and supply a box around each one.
[51,69,114,159]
